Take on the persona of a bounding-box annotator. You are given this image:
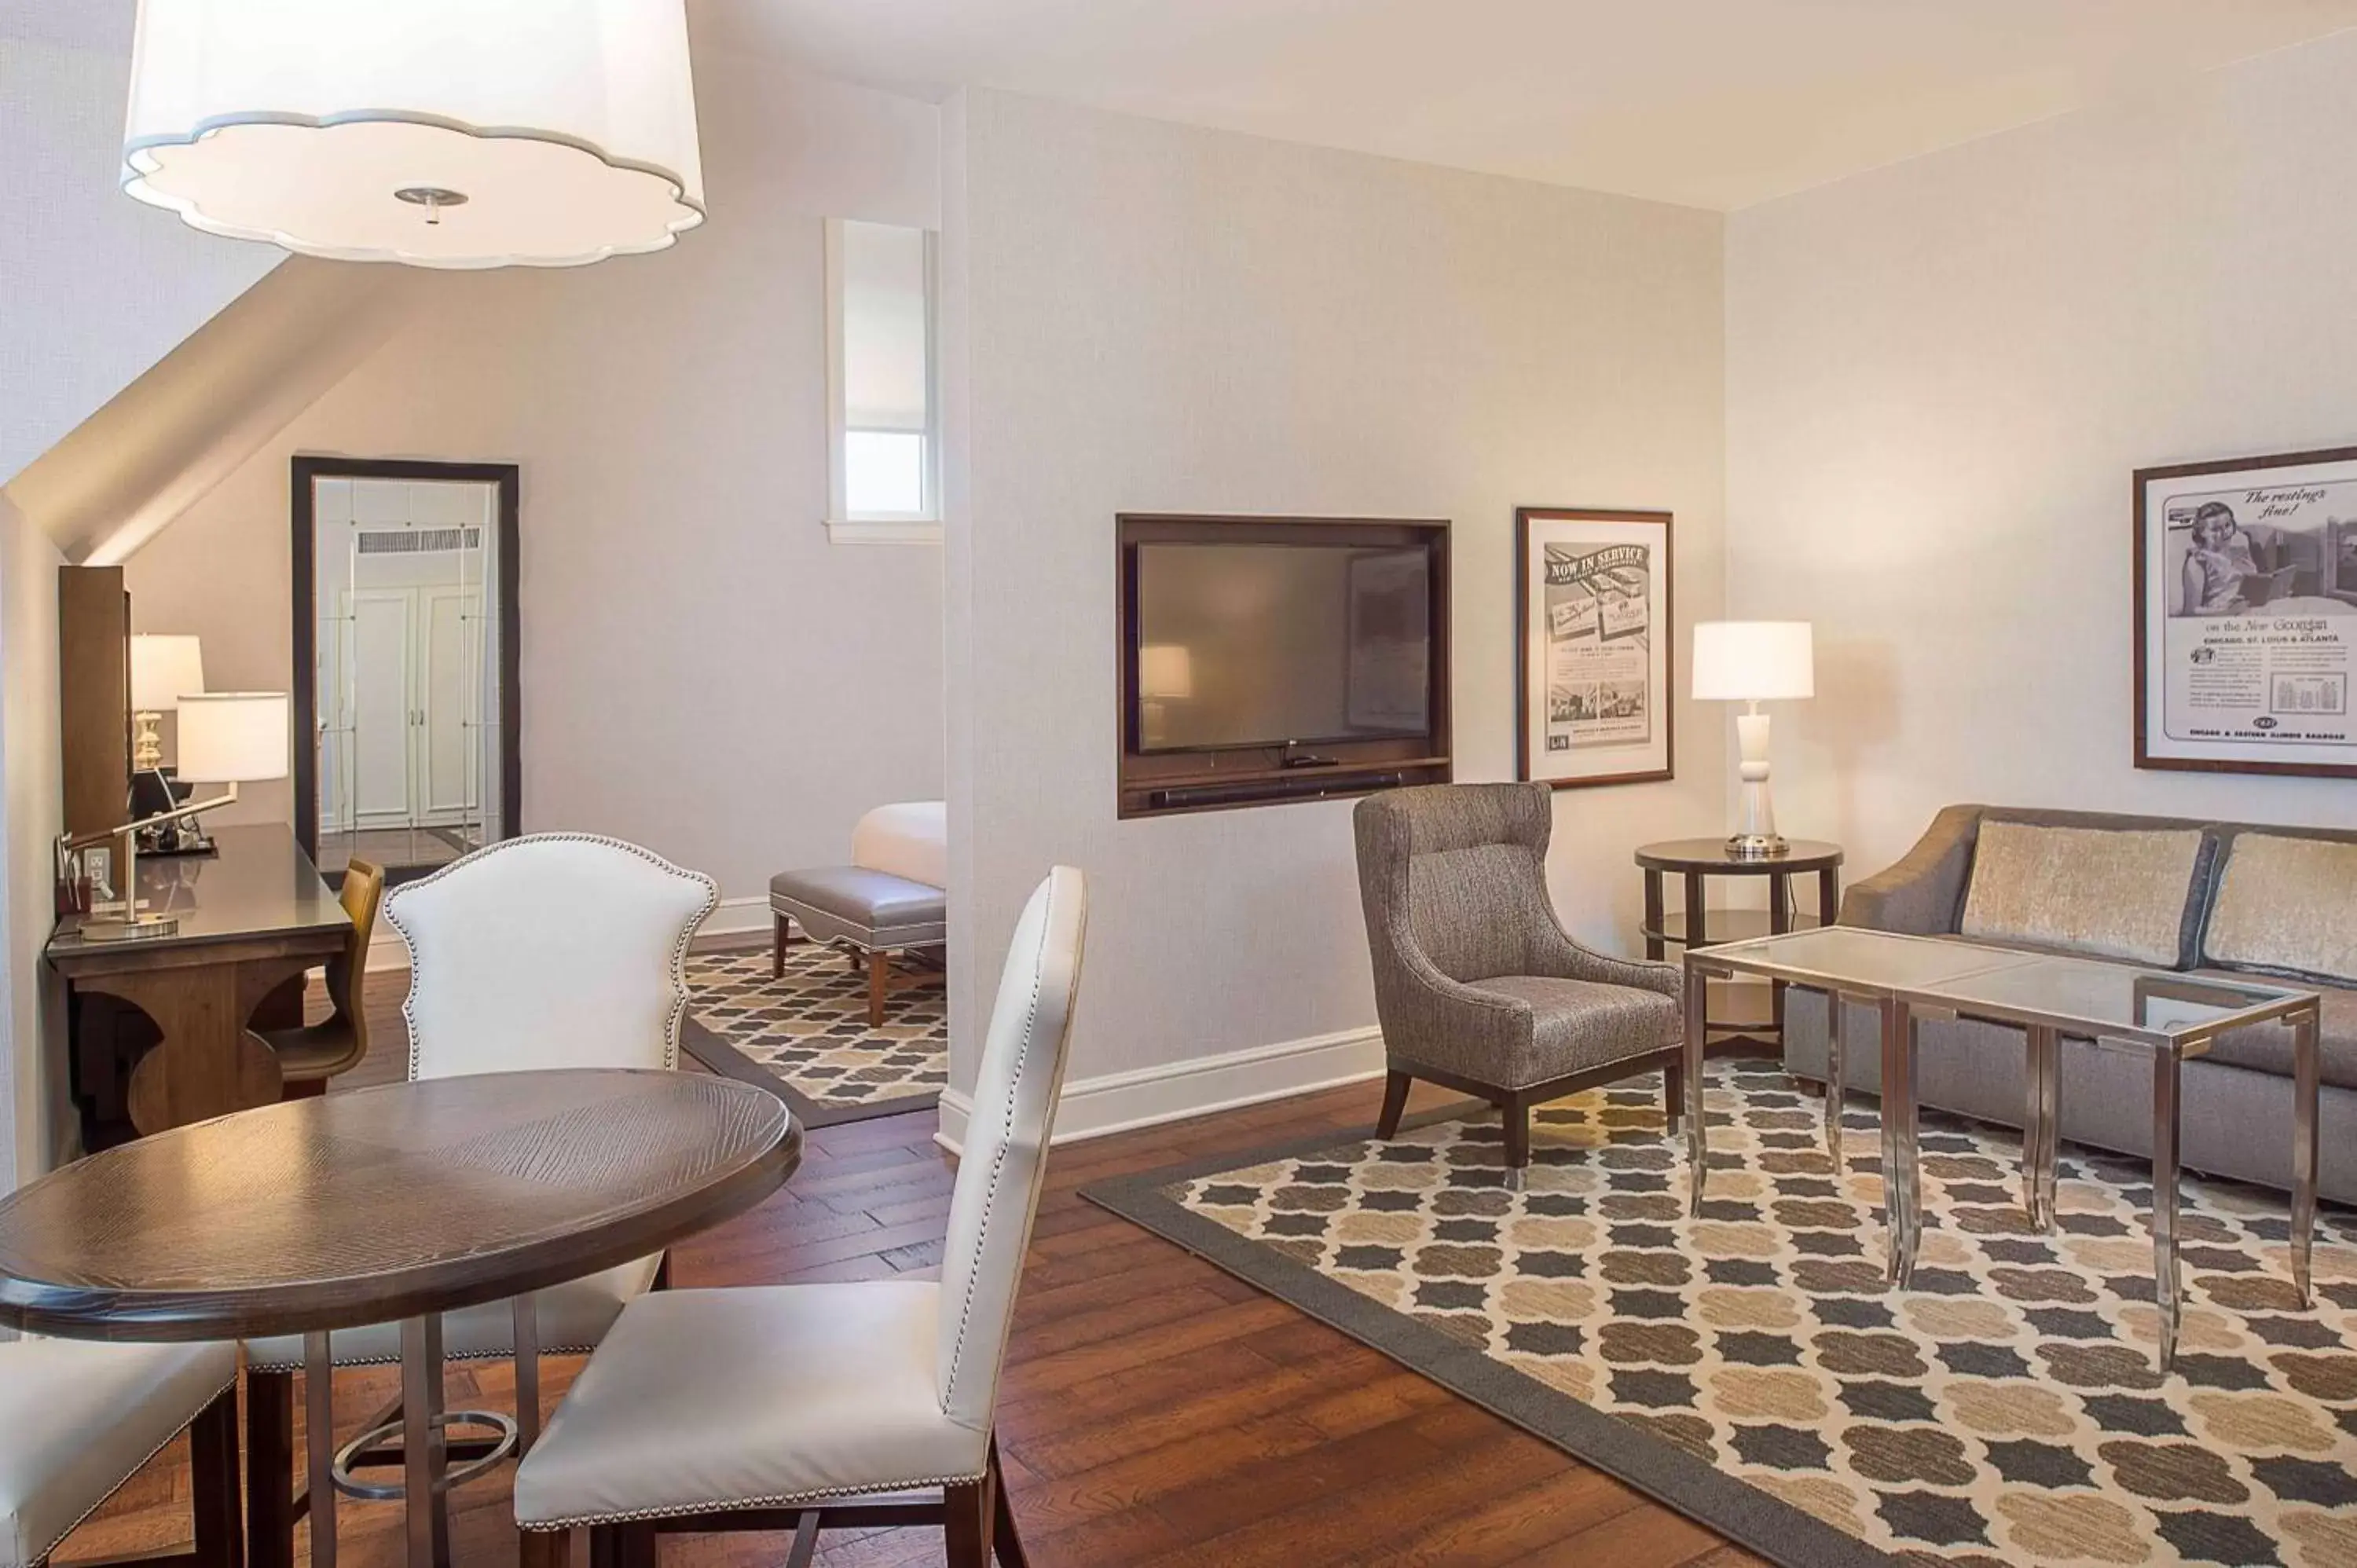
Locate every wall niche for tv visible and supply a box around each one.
[1116,513,1453,819]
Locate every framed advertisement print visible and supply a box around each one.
[1516,507,1673,788]
[2135,446,2357,779]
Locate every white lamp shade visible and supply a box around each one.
[129,635,206,711]
[1692,621,1815,702]
[1139,643,1195,701]
[174,692,290,783]
[123,0,705,269]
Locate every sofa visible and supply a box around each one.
[1783,804,2357,1204]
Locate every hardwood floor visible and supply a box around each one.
[65,967,1759,1568]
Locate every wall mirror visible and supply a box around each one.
[291,456,520,887]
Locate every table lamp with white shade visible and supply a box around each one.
[1692,621,1814,859]
[128,634,205,772]
[69,692,290,941]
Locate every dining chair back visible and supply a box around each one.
[387,833,717,1080]
[936,863,1087,1432]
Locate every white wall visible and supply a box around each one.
[0,33,280,485]
[0,495,67,1187]
[946,91,1727,1116]
[1727,31,2357,882]
[125,69,947,913]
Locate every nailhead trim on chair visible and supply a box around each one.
[518,1469,993,1530]
[244,1341,604,1376]
[939,874,1058,1417]
[387,832,720,1081]
[24,1372,240,1568]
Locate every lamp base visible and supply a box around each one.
[79,910,181,943]
[1725,832,1790,860]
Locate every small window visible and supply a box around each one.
[827,218,939,538]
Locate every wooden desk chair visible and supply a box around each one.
[247,857,384,1093]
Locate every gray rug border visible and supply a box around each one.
[1080,1112,1899,1568]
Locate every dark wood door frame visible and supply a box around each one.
[291,456,522,886]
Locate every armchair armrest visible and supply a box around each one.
[1840,805,1981,935]
[1527,897,1681,997]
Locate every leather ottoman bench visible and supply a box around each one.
[769,866,947,1027]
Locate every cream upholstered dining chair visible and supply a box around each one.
[511,866,1088,1568]
[240,833,717,1562]
[1,1338,240,1568]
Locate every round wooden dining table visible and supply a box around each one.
[0,1068,801,1568]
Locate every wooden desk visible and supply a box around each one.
[49,826,351,1136]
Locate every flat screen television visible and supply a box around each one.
[1126,539,1437,754]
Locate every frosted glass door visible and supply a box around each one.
[419,585,482,819]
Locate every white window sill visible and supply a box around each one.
[826,517,943,545]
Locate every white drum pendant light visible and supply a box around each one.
[122,0,705,269]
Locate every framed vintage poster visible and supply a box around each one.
[2135,446,2357,779]
[1516,507,1673,788]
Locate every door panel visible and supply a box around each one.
[419,587,482,819]
[346,590,413,823]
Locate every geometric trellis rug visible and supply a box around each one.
[681,945,945,1127]
[1083,1068,2357,1568]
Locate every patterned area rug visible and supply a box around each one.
[683,946,945,1124]
[1083,1068,2357,1568]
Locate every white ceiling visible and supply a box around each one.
[695,0,2357,210]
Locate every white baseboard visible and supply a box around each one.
[364,893,773,976]
[933,1024,1386,1156]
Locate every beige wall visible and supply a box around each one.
[1726,31,2357,882]
[125,68,947,912]
[0,33,279,486]
[0,496,68,1187]
[947,90,1728,1096]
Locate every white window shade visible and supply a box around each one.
[122,0,705,269]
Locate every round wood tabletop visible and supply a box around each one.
[1633,837,1844,874]
[0,1069,800,1343]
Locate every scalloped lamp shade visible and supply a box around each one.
[122,0,705,269]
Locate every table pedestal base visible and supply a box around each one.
[304,1297,542,1568]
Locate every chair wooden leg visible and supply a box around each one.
[990,1439,1030,1568]
[189,1385,243,1568]
[520,1530,572,1568]
[867,949,892,1029]
[1375,1070,1412,1139]
[1662,1059,1684,1138]
[773,914,790,979]
[1501,1094,1530,1185]
[588,1526,618,1568]
[944,1476,992,1568]
[619,1522,658,1568]
[244,1369,297,1568]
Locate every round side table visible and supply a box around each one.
[1635,837,1844,1042]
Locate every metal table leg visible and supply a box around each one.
[2152,1050,2183,1375]
[1881,998,1921,1289]
[400,1314,453,1568]
[1823,991,1846,1167]
[2023,1024,2060,1230]
[1684,959,1710,1215]
[2293,1006,2319,1308]
[514,1295,541,1453]
[305,1332,336,1568]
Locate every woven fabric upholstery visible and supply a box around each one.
[1354,783,1678,1091]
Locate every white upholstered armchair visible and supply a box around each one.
[240,833,717,1566]
[511,865,1088,1568]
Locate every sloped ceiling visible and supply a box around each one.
[2,259,421,566]
[703,0,2357,210]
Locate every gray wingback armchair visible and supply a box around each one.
[1353,782,1684,1185]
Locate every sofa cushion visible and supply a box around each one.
[2201,833,2357,987]
[2187,970,2357,1091]
[1959,821,2208,967]
[1457,974,1680,1086]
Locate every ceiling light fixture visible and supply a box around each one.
[122,0,706,269]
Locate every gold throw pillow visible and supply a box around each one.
[1959,821,2204,967]
[2201,833,2357,985]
